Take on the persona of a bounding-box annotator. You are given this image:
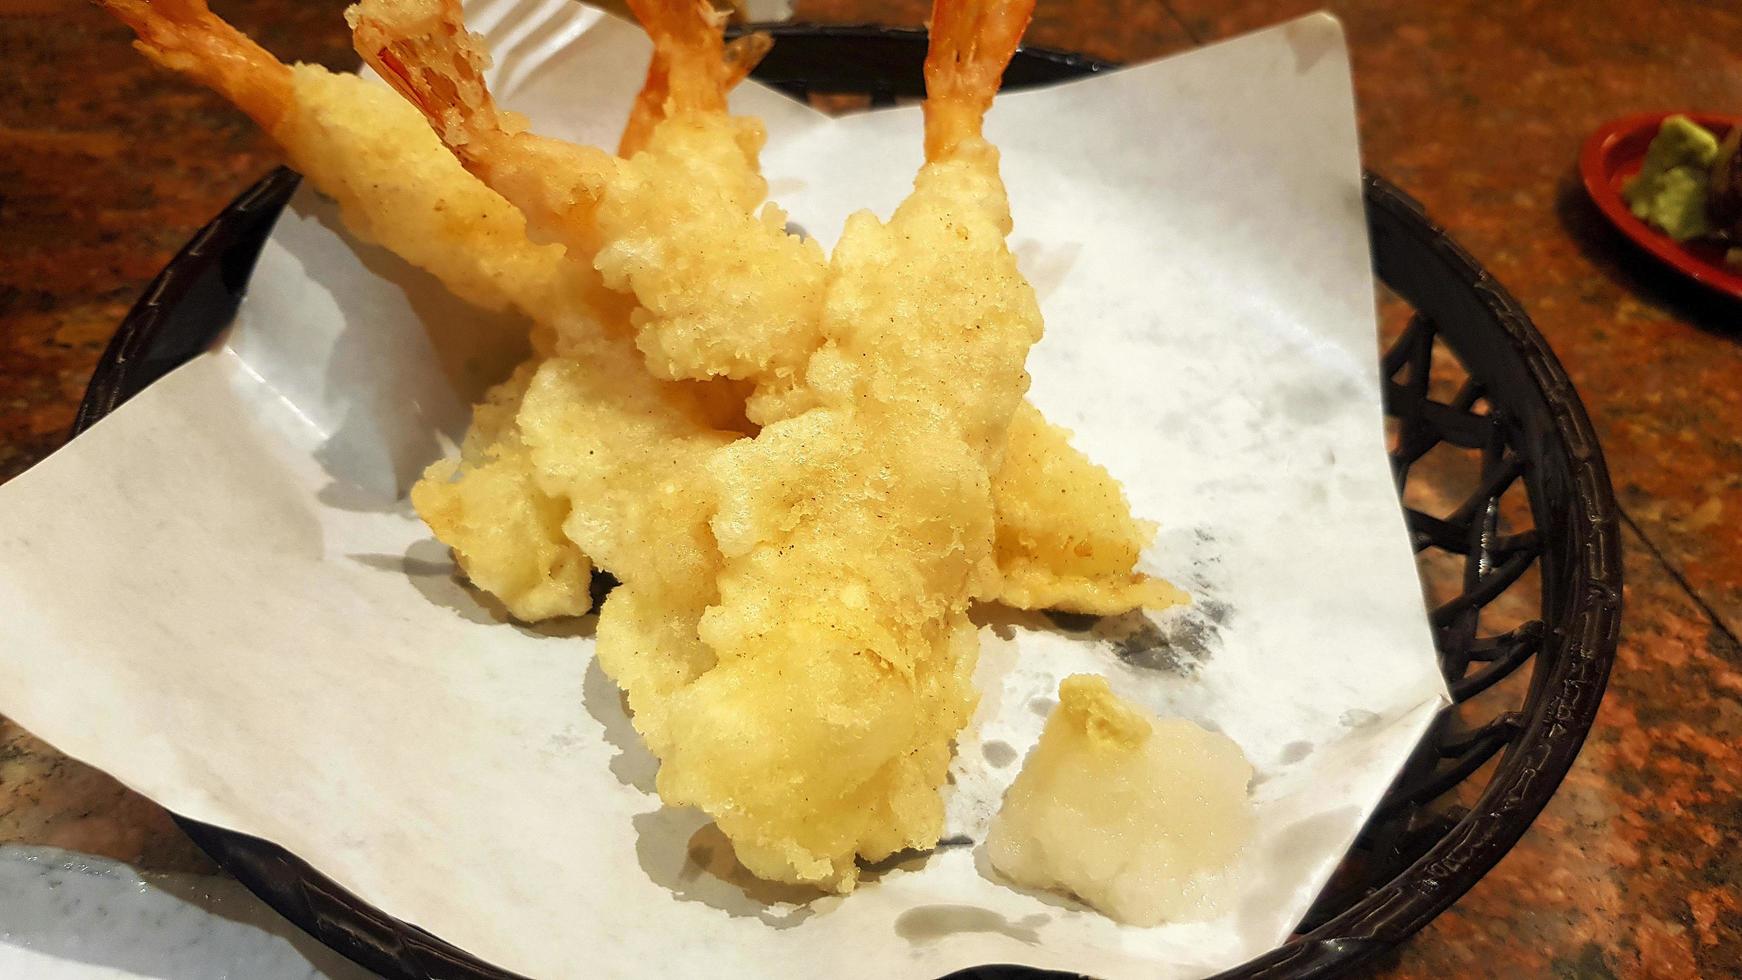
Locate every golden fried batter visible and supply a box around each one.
[351,0,827,390]
[514,354,734,737]
[100,0,1171,625]
[648,0,1052,890]
[603,0,1176,614]
[664,414,988,886]
[102,0,1190,898]
[412,363,593,621]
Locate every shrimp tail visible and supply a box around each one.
[618,27,769,158]
[617,39,673,158]
[722,31,774,89]
[922,0,1035,160]
[346,0,500,159]
[349,0,615,251]
[95,0,293,131]
[626,0,731,112]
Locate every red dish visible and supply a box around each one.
[1580,111,1742,300]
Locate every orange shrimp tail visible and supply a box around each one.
[922,0,1035,160]
[624,0,730,116]
[618,29,769,157]
[346,0,498,157]
[96,0,293,131]
[618,48,672,157]
[721,31,774,89]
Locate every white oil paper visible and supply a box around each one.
[0,4,1447,977]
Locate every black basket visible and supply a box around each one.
[72,25,1621,980]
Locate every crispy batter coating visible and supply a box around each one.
[411,363,594,621]
[351,0,827,390]
[99,1,1174,625]
[514,355,734,735]
[98,0,766,615]
[97,0,605,617]
[663,414,988,885]
[992,403,1187,614]
[598,118,828,387]
[644,0,1053,890]
[99,0,603,327]
[336,0,1170,617]
[603,0,1178,617]
[281,56,765,618]
[282,66,619,331]
[103,0,1190,896]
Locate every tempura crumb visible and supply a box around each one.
[409,363,594,622]
[987,675,1253,925]
[992,402,1187,614]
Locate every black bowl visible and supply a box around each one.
[74,25,1621,980]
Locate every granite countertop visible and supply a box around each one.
[2,0,1739,976]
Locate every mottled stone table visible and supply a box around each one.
[2,0,1738,976]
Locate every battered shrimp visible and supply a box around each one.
[98,0,602,618]
[514,354,735,733]
[107,0,1171,624]
[102,0,1189,899]
[108,0,1168,635]
[98,0,604,327]
[804,0,1043,468]
[650,0,1047,891]
[411,364,594,622]
[350,0,827,390]
[903,0,1179,611]
[619,20,773,158]
[602,2,1177,615]
[97,0,752,622]
[315,0,741,740]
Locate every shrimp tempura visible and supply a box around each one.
[102,0,1187,892]
[99,0,600,327]
[411,364,594,620]
[350,0,827,392]
[334,0,753,728]
[514,355,735,727]
[597,0,1178,615]
[992,404,1188,613]
[98,0,606,619]
[649,0,1048,891]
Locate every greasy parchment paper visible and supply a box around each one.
[0,4,1448,977]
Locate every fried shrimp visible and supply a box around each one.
[807,0,1043,471]
[105,0,1187,899]
[604,2,1177,615]
[665,415,990,888]
[350,0,827,390]
[641,0,1046,892]
[618,16,773,158]
[411,364,595,621]
[322,0,742,734]
[98,0,607,618]
[108,0,1171,624]
[98,0,604,327]
[903,0,1181,613]
[100,0,764,622]
[514,353,735,731]
[104,3,1169,624]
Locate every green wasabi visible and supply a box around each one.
[1623,115,1721,241]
